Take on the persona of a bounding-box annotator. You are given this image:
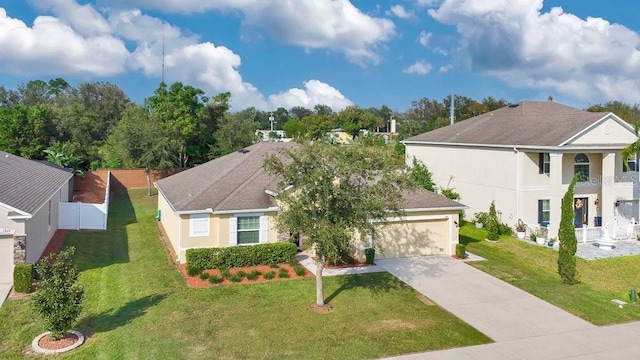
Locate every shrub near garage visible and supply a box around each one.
[186,242,297,273]
[13,262,34,293]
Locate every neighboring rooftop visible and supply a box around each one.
[0,151,73,214]
[404,101,615,147]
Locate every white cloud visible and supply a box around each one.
[416,0,440,6]
[387,5,414,19]
[268,80,353,112]
[104,0,396,65]
[418,30,431,47]
[429,0,640,103]
[32,0,111,36]
[439,64,452,72]
[0,2,354,110]
[403,60,432,75]
[0,8,128,76]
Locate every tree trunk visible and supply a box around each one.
[315,256,325,306]
[146,172,151,197]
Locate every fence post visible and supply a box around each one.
[582,224,587,243]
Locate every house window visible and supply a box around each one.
[623,154,638,172]
[538,199,550,225]
[574,153,590,182]
[237,216,260,244]
[189,213,210,237]
[539,153,550,174]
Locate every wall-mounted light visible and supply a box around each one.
[615,200,620,207]
[16,239,25,250]
[594,198,600,206]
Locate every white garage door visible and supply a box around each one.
[375,218,449,259]
[0,237,13,283]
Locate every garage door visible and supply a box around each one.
[375,218,449,259]
[0,237,13,283]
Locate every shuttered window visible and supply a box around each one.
[189,213,210,237]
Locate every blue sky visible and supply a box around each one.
[1,0,639,112]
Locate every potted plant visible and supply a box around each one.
[547,237,557,248]
[515,220,526,240]
[535,227,547,245]
[473,212,489,229]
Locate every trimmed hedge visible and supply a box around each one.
[13,262,34,293]
[186,242,297,273]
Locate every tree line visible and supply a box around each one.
[2,78,637,171]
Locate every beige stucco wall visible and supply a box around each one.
[157,192,181,262]
[24,192,62,263]
[569,117,637,146]
[406,144,517,224]
[172,211,280,263]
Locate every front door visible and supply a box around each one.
[574,198,588,227]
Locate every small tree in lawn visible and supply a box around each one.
[558,175,579,284]
[32,247,84,340]
[264,141,414,309]
[485,201,500,241]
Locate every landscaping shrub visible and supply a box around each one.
[199,272,210,280]
[186,266,201,277]
[455,244,467,258]
[32,247,84,340]
[13,262,34,293]
[278,268,290,278]
[186,242,297,272]
[364,248,375,264]
[236,270,247,279]
[246,271,259,280]
[228,274,242,283]
[263,271,275,280]
[220,268,232,279]
[293,265,306,276]
[208,275,222,284]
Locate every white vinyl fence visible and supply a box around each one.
[58,171,111,230]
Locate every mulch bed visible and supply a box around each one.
[40,230,70,260]
[38,332,78,350]
[178,263,313,288]
[325,261,374,269]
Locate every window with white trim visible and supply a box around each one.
[237,216,260,244]
[538,199,550,225]
[539,153,550,174]
[574,153,590,182]
[47,200,51,229]
[623,154,638,172]
[189,213,210,237]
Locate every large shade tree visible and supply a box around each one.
[264,141,414,309]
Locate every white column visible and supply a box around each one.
[548,152,563,238]
[601,152,616,229]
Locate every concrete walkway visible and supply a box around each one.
[376,256,640,359]
[0,283,11,308]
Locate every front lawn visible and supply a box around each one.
[0,190,490,359]
[461,224,640,325]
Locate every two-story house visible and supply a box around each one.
[404,101,639,239]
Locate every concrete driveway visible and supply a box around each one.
[376,256,640,359]
[376,256,594,342]
[0,283,11,308]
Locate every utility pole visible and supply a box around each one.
[269,112,276,132]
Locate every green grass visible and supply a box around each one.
[460,224,640,325]
[0,190,490,359]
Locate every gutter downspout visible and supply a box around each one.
[514,147,520,221]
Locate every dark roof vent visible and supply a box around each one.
[508,103,519,108]
[238,149,250,154]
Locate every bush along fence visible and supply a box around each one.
[186,242,297,275]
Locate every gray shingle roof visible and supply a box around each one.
[0,151,73,215]
[155,142,297,212]
[403,190,465,210]
[156,142,463,212]
[405,101,610,147]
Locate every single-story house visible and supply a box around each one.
[404,100,639,239]
[0,151,73,284]
[155,142,464,263]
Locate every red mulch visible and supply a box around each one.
[309,303,334,313]
[38,332,78,350]
[178,263,313,288]
[326,261,374,269]
[39,230,70,260]
[451,255,469,260]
